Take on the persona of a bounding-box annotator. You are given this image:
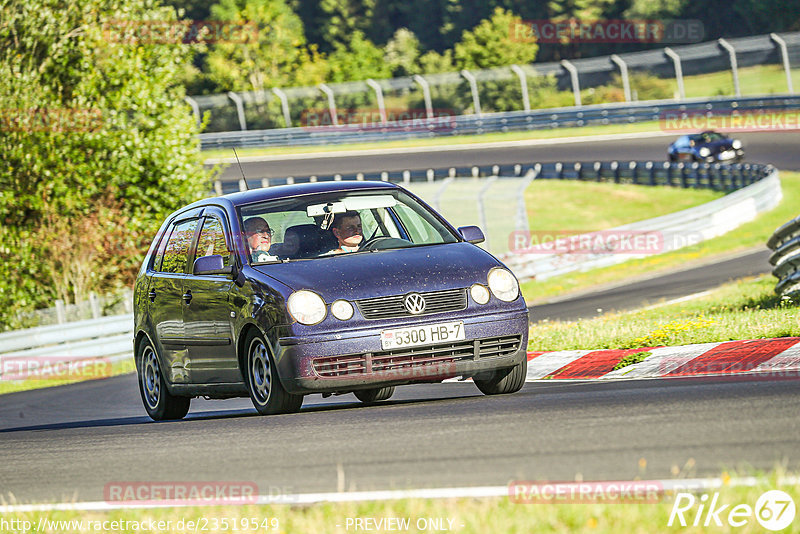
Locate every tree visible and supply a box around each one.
[319,0,374,52]
[384,28,422,77]
[453,7,538,70]
[0,0,210,327]
[327,30,391,82]
[206,0,327,92]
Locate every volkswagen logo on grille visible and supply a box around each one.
[404,293,426,314]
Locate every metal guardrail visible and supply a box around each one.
[768,215,800,296]
[199,95,800,150]
[215,159,775,194]
[0,314,133,379]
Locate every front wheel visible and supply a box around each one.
[354,386,395,403]
[245,330,303,415]
[473,359,527,395]
[137,340,190,421]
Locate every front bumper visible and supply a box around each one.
[274,310,529,394]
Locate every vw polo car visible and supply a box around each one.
[668,130,744,163]
[133,181,529,420]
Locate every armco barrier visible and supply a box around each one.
[0,314,133,379]
[768,214,800,296]
[199,95,800,150]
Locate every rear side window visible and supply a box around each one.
[195,217,231,266]
[160,219,198,274]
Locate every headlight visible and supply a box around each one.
[699,147,711,157]
[732,139,742,149]
[287,290,326,325]
[487,268,519,302]
[330,299,354,320]
[470,284,490,305]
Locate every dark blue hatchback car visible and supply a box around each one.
[133,181,529,420]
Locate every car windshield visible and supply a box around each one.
[238,189,459,263]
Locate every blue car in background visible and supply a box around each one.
[133,181,529,420]
[668,130,744,163]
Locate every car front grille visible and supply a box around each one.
[355,288,467,320]
[311,335,522,378]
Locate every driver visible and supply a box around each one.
[328,211,363,254]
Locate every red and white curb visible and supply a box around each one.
[525,337,800,381]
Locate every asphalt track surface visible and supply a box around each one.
[1,132,797,505]
[216,131,800,181]
[2,374,799,503]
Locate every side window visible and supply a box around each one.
[196,217,231,266]
[160,219,198,274]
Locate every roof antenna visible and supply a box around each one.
[232,147,250,191]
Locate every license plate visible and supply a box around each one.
[380,321,465,350]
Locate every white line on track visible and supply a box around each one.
[203,131,675,164]
[3,477,798,512]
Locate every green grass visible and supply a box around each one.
[3,470,798,533]
[528,275,800,352]
[521,170,800,305]
[524,181,722,233]
[612,351,652,371]
[201,121,666,160]
[682,64,800,99]
[0,358,135,396]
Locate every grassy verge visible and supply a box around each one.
[3,470,798,533]
[529,275,800,352]
[201,121,666,160]
[682,64,800,99]
[521,170,800,305]
[0,358,135,396]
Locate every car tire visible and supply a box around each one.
[473,358,527,395]
[137,339,190,421]
[244,330,304,415]
[354,386,395,404]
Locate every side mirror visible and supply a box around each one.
[193,254,233,276]
[457,225,485,244]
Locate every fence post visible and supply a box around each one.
[629,161,638,184]
[366,79,388,124]
[227,91,247,131]
[611,161,620,183]
[555,162,564,179]
[184,96,201,127]
[123,288,133,314]
[647,161,655,185]
[460,70,482,116]
[89,292,101,319]
[594,161,602,181]
[510,65,531,112]
[515,165,539,232]
[770,33,794,94]
[610,55,631,102]
[718,39,741,97]
[55,299,66,325]
[318,83,339,126]
[413,75,434,118]
[574,162,583,180]
[561,60,581,107]
[679,162,688,188]
[477,177,498,252]
[664,48,685,100]
[272,87,292,128]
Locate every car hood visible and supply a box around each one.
[253,242,502,301]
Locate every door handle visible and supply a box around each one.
[182,290,193,304]
[148,290,156,302]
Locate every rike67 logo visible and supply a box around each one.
[669,490,796,530]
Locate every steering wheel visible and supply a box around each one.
[358,235,395,251]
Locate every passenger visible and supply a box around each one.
[270,227,301,258]
[243,217,279,263]
[328,211,363,254]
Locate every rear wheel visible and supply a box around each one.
[245,330,303,415]
[354,386,395,404]
[473,359,527,395]
[137,340,190,421]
